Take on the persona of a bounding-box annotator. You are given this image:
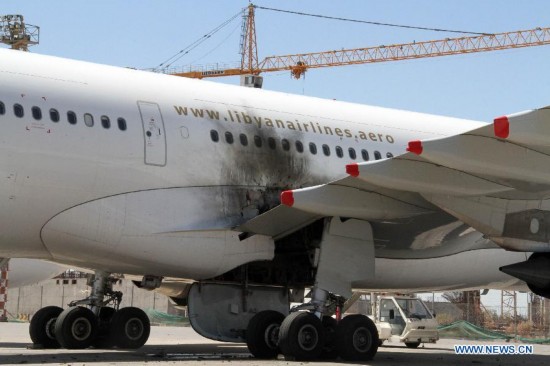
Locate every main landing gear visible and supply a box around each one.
[244,217,380,361]
[275,288,378,361]
[29,271,150,349]
[244,288,379,361]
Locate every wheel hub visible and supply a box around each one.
[125,317,144,340]
[264,323,280,349]
[298,324,319,351]
[352,326,371,352]
[45,317,57,339]
[71,317,92,341]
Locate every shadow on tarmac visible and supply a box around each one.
[1,341,549,365]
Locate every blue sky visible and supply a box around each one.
[3,1,547,309]
[3,0,550,123]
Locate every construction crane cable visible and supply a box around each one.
[155,8,245,70]
[190,22,242,64]
[254,5,492,36]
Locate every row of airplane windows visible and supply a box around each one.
[210,129,393,161]
[0,101,127,131]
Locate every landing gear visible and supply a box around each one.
[29,271,152,350]
[108,307,150,349]
[92,307,117,348]
[335,314,379,361]
[279,311,325,361]
[320,316,338,359]
[29,306,63,348]
[54,306,98,349]
[277,291,378,361]
[275,217,378,361]
[246,310,284,359]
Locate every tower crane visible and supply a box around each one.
[0,14,39,51]
[167,4,550,86]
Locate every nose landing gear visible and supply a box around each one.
[29,271,151,350]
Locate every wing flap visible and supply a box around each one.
[236,205,321,240]
[281,182,431,220]
[349,155,512,196]
[411,134,550,185]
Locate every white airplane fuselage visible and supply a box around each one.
[0,49,526,292]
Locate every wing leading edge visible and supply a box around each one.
[238,105,550,253]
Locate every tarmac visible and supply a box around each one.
[1,322,549,365]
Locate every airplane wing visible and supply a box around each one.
[2,258,68,288]
[238,105,550,253]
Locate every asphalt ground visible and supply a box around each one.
[0,322,549,365]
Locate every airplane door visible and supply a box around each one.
[138,101,167,166]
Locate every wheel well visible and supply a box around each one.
[209,219,325,287]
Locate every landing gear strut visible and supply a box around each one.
[29,271,151,350]
[276,217,379,361]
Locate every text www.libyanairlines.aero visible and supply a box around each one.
[174,105,396,144]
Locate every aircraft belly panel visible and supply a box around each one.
[40,187,275,278]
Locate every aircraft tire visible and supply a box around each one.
[335,314,379,361]
[29,305,63,348]
[92,307,117,349]
[54,306,98,349]
[245,310,284,359]
[108,307,150,349]
[320,316,338,359]
[278,311,325,361]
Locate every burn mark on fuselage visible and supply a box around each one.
[221,127,324,219]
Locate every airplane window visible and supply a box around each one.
[322,144,331,156]
[117,118,127,131]
[67,111,77,125]
[254,135,262,148]
[309,142,317,155]
[225,131,234,144]
[13,104,24,118]
[32,106,42,120]
[282,139,290,151]
[0,101,5,115]
[362,149,369,161]
[49,109,60,122]
[84,113,94,127]
[335,146,343,158]
[239,133,248,146]
[295,141,304,153]
[374,151,382,160]
[349,147,357,160]
[268,137,276,150]
[101,116,111,129]
[386,152,394,158]
[210,130,219,142]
